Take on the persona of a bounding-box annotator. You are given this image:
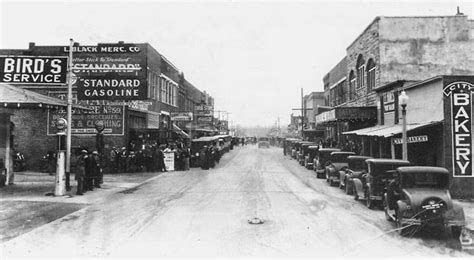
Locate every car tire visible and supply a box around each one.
[383,198,393,222]
[397,209,415,237]
[345,181,352,195]
[365,189,375,209]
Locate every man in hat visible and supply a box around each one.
[75,150,88,195]
[91,151,101,188]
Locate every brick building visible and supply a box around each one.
[0,42,214,170]
[317,14,474,197]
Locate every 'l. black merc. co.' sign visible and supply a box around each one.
[444,81,474,178]
[0,56,68,84]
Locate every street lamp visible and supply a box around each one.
[399,90,409,161]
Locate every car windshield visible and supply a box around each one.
[402,172,449,189]
[348,159,366,171]
[331,154,351,163]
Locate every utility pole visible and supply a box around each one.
[65,38,73,192]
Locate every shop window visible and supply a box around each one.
[356,55,365,89]
[367,59,376,93]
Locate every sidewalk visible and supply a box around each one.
[0,170,163,242]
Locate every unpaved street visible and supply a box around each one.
[1,146,468,257]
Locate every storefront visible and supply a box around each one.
[343,75,474,198]
[315,106,377,148]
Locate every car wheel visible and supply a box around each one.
[383,197,393,222]
[365,189,374,209]
[397,209,415,237]
[345,181,352,195]
[451,226,462,239]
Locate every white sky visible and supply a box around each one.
[1,0,473,127]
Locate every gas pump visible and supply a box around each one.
[54,118,67,196]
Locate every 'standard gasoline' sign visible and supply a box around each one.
[68,44,147,100]
[444,81,474,177]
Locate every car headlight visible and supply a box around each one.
[196,153,199,156]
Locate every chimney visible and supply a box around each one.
[28,42,35,49]
[118,41,124,44]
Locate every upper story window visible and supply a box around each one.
[349,70,356,100]
[366,58,376,93]
[356,55,365,89]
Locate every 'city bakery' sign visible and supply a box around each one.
[0,56,67,85]
[66,44,147,100]
[444,81,474,177]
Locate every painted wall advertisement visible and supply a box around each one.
[444,80,473,177]
[0,56,68,85]
[66,43,147,100]
[47,91,125,135]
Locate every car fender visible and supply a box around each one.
[352,178,364,199]
[339,171,346,183]
[444,202,466,223]
[397,200,411,218]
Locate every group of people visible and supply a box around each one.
[199,141,223,170]
[73,150,103,196]
[108,140,191,173]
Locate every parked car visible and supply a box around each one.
[304,146,319,169]
[339,155,373,194]
[325,151,356,186]
[298,142,317,165]
[190,136,219,167]
[384,166,466,237]
[313,148,341,178]
[352,158,411,209]
[257,137,270,148]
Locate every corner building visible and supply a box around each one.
[0,42,213,170]
[317,15,474,197]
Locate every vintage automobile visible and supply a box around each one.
[304,145,319,169]
[338,155,372,194]
[313,148,341,178]
[189,136,220,167]
[353,158,411,209]
[325,151,356,186]
[283,138,300,156]
[384,166,466,237]
[257,137,270,148]
[298,142,317,165]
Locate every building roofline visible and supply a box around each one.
[346,15,468,50]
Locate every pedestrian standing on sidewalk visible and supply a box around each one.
[109,147,118,173]
[85,151,94,191]
[183,144,190,171]
[75,150,88,195]
[91,151,101,188]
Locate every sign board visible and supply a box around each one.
[393,135,428,145]
[171,112,193,121]
[197,116,213,123]
[0,56,68,85]
[195,110,213,116]
[196,104,213,111]
[47,91,125,135]
[383,91,396,113]
[164,151,175,171]
[65,44,147,100]
[444,81,474,177]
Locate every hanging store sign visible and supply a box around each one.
[171,112,193,121]
[47,91,125,135]
[393,135,428,145]
[444,81,474,177]
[383,91,396,113]
[196,104,213,111]
[0,56,68,84]
[197,115,213,123]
